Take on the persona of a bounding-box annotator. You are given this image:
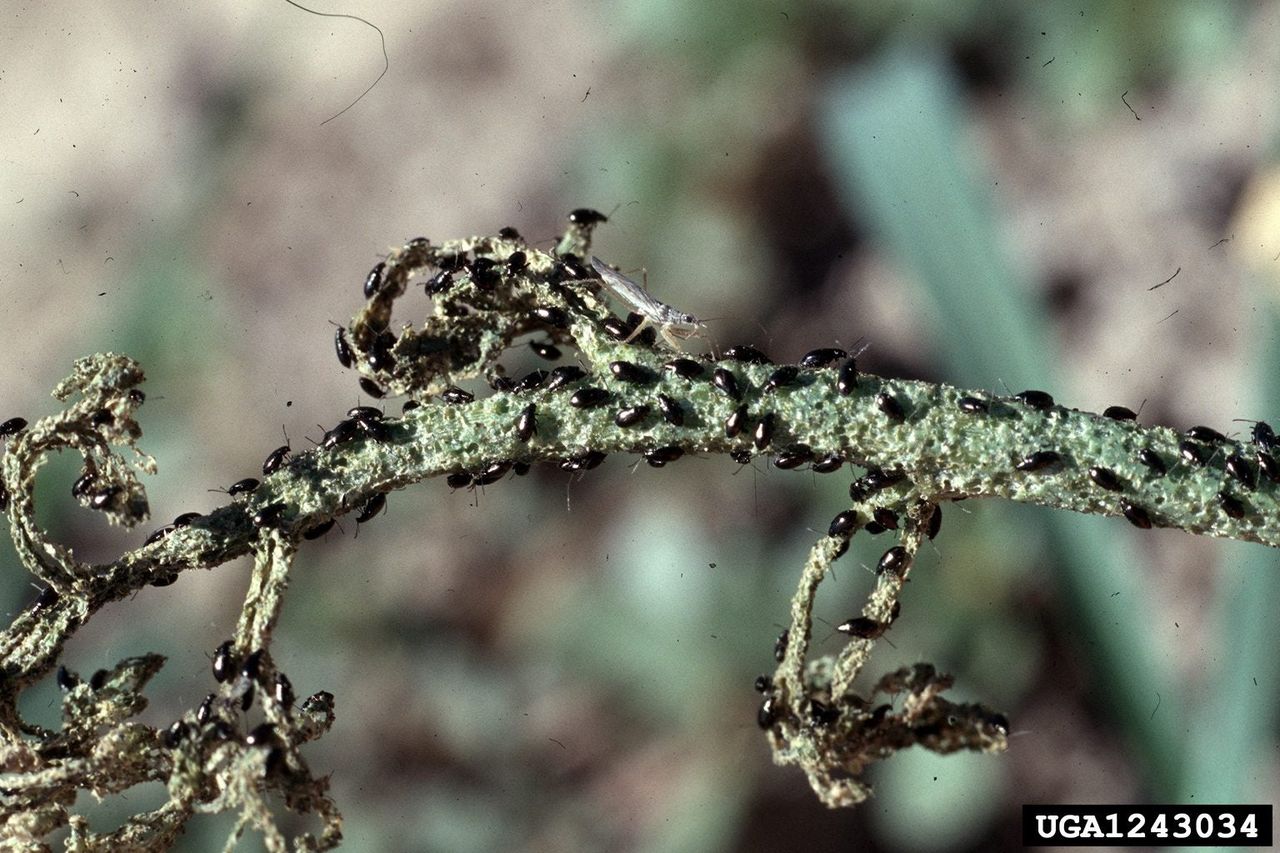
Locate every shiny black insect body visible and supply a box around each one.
[1178,441,1206,466]
[773,445,813,470]
[425,270,454,295]
[754,413,776,450]
[446,472,473,489]
[876,546,911,577]
[367,332,396,372]
[1015,451,1061,473]
[957,396,989,414]
[570,387,611,408]
[1138,448,1167,474]
[644,446,684,467]
[240,650,264,681]
[498,226,522,240]
[517,370,550,393]
[161,720,189,749]
[322,419,361,449]
[609,361,654,384]
[800,348,846,368]
[531,306,568,327]
[724,345,771,365]
[860,468,907,493]
[505,251,527,275]
[712,368,742,400]
[358,378,386,399]
[725,405,749,438]
[876,391,905,423]
[485,459,518,483]
[1258,451,1280,484]
[1103,405,1137,421]
[1252,421,1278,453]
[252,502,287,528]
[811,453,843,473]
[467,257,500,288]
[829,507,860,535]
[757,695,781,730]
[763,366,799,394]
[545,365,586,392]
[829,510,858,538]
[0,417,28,437]
[926,504,942,539]
[553,254,591,282]
[663,358,704,379]
[615,405,650,427]
[1219,492,1246,520]
[348,406,383,422]
[262,445,291,476]
[89,486,120,510]
[1014,390,1054,411]
[68,474,96,505]
[774,629,789,663]
[144,525,176,546]
[273,673,295,709]
[227,478,260,497]
[1186,425,1228,444]
[603,318,632,341]
[836,358,858,396]
[246,723,277,748]
[72,471,95,498]
[441,387,474,405]
[56,665,78,692]
[1225,454,1257,489]
[356,493,386,522]
[436,252,467,271]
[810,699,841,727]
[568,208,608,225]
[656,393,684,426]
[838,617,888,639]
[871,507,899,530]
[516,404,537,442]
[1087,466,1124,492]
[1120,500,1153,529]
[560,452,607,472]
[363,261,386,298]
[212,641,236,683]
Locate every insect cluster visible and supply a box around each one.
[9,212,1280,842]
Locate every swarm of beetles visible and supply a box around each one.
[319,209,1279,806]
[2,209,1279,846]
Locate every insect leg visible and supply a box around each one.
[622,315,653,344]
[659,325,686,350]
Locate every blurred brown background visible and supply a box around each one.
[3,1,1280,850]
